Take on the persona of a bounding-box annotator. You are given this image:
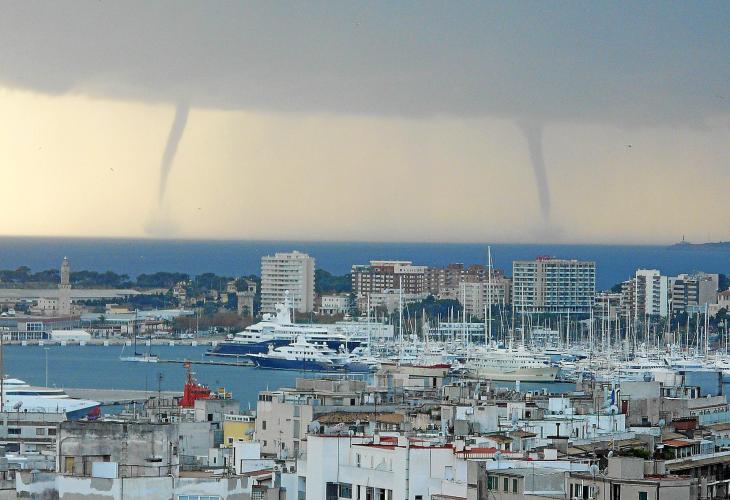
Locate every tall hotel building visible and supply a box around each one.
[260,251,315,314]
[512,257,596,314]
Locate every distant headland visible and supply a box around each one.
[668,240,730,251]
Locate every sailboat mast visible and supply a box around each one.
[487,246,493,346]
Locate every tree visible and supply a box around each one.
[211,312,242,329]
[314,270,351,294]
[404,295,462,321]
[136,272,189,288]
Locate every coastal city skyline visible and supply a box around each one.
[1,2,729,243]
[3,3,730,499]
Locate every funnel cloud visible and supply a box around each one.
[158,102,189,204]
[520,122,551,223]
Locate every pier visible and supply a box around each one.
[157,358,254,367]
[64,388,182,406]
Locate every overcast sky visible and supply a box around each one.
[1,1,728,243]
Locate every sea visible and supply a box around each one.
[1,236,729,290]
[2,345,576,410]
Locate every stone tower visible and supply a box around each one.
[58,257,72,316]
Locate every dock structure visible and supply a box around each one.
[64,388,182,406]
[158,358,254,367]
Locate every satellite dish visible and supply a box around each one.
[307,420,321,434]
[13,401,22,411]
[607,451,614,458]
[658,419,666,428]
[590,464,599,477]
[245,429,256,435]
[494,451,503,462]
[609,405,619,415]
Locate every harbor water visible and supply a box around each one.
[2,345,577,409]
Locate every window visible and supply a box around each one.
[638,492,647,500]
[339,483,353,498]
[326,482,339,500]
[178,496,222,500]
[36,428,45,436]
[503,478,509,492]
[512,479,518,493]
[262,420,267,430]
[48,428,57,435]
[8,428,20,435]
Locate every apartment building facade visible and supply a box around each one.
[459,276,512,319]
[620,269,669,319]
[671,272,719,313]
[424,263,489,294]
[260,251,315,314]
[351,260,427,297]
[511,257,596,314]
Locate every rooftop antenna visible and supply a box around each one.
[157,372,164,420]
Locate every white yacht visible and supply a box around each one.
[464,346,560,382]
[246,336,344,371]
[1,378,101,420]
[119,344,159,363]
[207,299,363,358]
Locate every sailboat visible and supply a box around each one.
[119,310,159,363]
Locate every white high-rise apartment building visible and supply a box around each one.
[634,269,669,318]
[512,257,596,314]
[260,251,315,314]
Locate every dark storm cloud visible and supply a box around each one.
[0,1,727,124]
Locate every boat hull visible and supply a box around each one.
[467,366,560,382]
[207,339,361,357]
[248,355,341,372]
[343,362,378,373]
[119,356,159,363]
